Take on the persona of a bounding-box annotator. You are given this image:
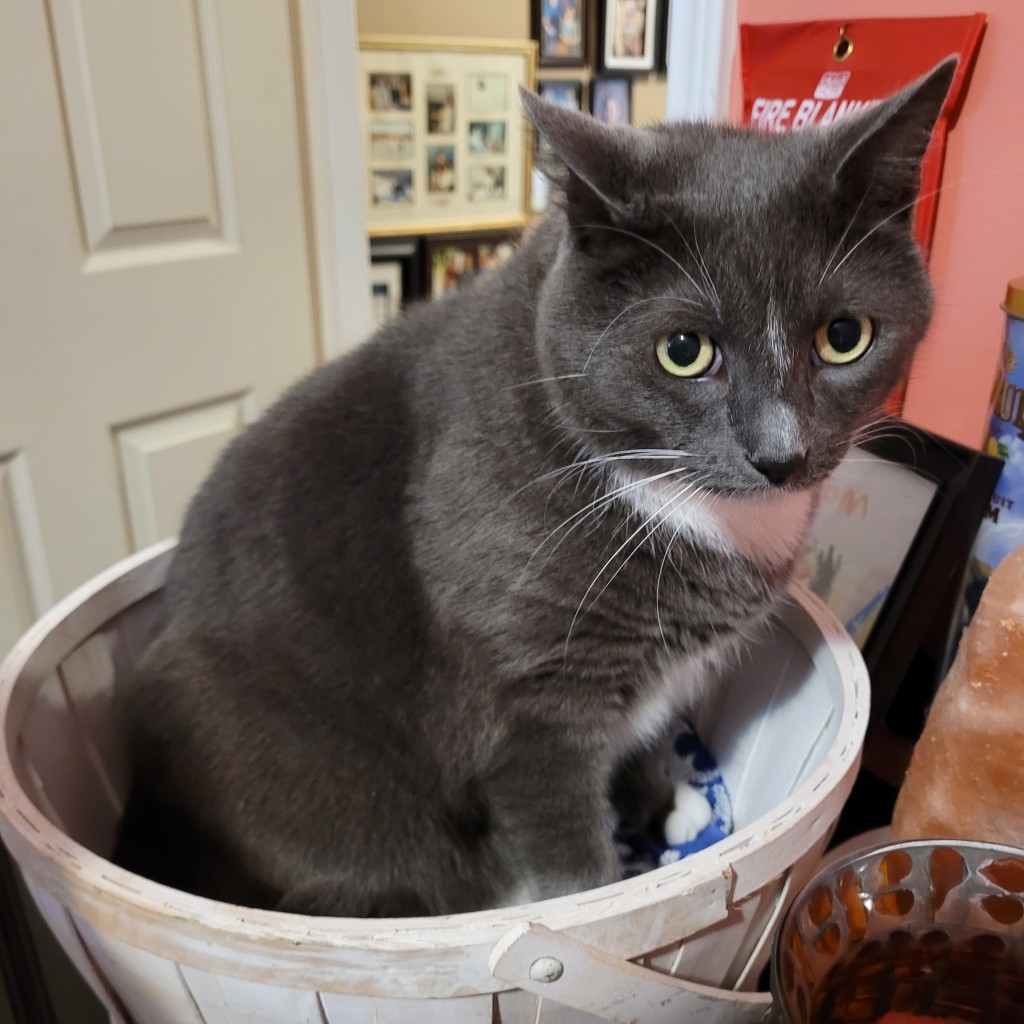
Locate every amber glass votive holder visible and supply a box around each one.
[771,839,1024,1024]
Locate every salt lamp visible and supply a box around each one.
[892,543,1024,845]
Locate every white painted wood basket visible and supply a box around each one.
[0,541,868,1024]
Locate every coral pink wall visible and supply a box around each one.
[734,1,1024,450]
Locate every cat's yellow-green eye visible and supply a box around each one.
[814,315,874,365]
[656,331,719,378]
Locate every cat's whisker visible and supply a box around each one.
[580,222,714,308]
[583,480,707,641]
[509,448,695,506]
[851,431,925,465]
[848,414,928,462]
[691,225,722,312]
[582,295,694,372]
[539,460,697,555]
[665,216,722,316]
[564,472,699,654]
[826,166,993,282]
[526,464,697,579]
[819,189,869,287]
[505,373,588,390]
[655,482,708,648]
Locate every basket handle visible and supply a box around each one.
[490,923,774,1023]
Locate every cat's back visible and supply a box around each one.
[145,233,546,666]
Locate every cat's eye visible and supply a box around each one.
[656,331,720,378]
[813,315,874,365]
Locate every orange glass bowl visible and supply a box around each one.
[771,839,1024,1024]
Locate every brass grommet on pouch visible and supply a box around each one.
[833,23,854,62]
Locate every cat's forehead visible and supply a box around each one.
[648,122,827,216]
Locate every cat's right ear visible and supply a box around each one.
[828,56,958,225]
[521,88,652,246]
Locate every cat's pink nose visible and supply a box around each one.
[749,452,807,486]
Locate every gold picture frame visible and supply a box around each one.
[360,36,538,238]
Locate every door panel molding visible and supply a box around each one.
[0,454,54,655]
[113,393,257,550]
[47,0,240,271]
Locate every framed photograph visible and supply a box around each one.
[370,237,425,308]
[368,73,412,111]
[370,120,413,160]
[794,423,1001,790]
[360,36,537,237]
[468,73,509,112]
[367,260,402,330]
[600,0,661,73]
[467,120,506,155]
[425,231,520,301]
[426,83,456,134]
[532,0,588,67]
[370,168,413,206]
[591,76,631,124]
[538,78,583,110]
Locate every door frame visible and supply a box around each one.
[665,0,738,122]
[296,0,372,362]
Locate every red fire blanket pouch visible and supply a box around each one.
[739,16,985,411]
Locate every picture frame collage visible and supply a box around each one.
[531,0,668,112]
[530,0,667,212]
[360,37,536,238]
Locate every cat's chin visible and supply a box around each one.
[617,471,819,569]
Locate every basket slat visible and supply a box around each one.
[493,989,540,1024]
[646,875,784,988]
[59,633,126,823]
[74,915,205,1024]
[105,592,163,672]
[24,877,128,1024]
[320,992,495,1022]
[20,671,116,853]
[535,1003,605,1023]
[179,967,328,1024]
[731,844,822,991]
[12,734,64,830]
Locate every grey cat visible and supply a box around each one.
[115,59,955,916]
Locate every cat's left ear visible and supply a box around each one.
[520,89,654,240]
[829,56,958,223]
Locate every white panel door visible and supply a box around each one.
[0,0,364,655]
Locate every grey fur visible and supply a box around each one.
[115,59,955,915]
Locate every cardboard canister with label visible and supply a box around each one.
[969,279,1024,581]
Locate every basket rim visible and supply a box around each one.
[0,541,869,958]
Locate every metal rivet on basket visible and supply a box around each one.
[529,956,564,983]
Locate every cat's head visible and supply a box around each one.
[522,59,955,497]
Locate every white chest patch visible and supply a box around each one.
[614,639,741,758]
[615,470,817,569]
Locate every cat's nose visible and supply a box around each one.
[748,452,807,486]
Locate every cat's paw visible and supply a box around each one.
[663,784,713,846]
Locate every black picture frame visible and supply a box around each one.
[600,0,661,74]
[370,237,425,309]
[590,76,632,124]
[655,0,671,73]
[532,0,588,68]
[800,423,1001,790]
[424,230,521,301]
[537,78,584,111]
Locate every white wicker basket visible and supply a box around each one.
[0,541,868,1024]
